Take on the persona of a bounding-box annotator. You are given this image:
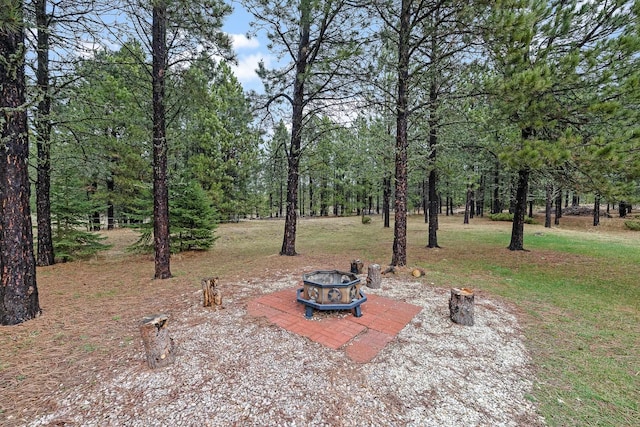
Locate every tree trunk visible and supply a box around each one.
[492,162,501,214]
[35,0,54,266]
[391,0,411,267]
[422,179,428,223]
[464,184,471,224]
[281,0,311,256]
[427,169,439,247]
[0,6,41,324]
[382,175,390,228]
[508,168,530,251]
[152,2,171,278]
[593,194,600,226]
[476,174,484,217]
[107,175,115,230]
[554,188,562,225]
[544,184,552,228]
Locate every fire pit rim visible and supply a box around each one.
[302,269,360,288]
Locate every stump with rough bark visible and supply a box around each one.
[350,259,364,274]
[201,277,222,308]
[366,264,382,289]
[140,314,176,369]
[449,288,474,326]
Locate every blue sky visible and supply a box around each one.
[222,2,271,93]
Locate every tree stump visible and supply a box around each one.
[449,288,474,326]
[350,259,364,274]
[366,264,382,289]
[201,277,222,308]
[139,314,176,369]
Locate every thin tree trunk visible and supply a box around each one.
[508,167,530,251]
[391,0,411,266]
[152,2,171,278]
[281,0,310,256]
[35,0,54,266]
[0,5,41,324]
[107,173,115,230]
[428,170,439,246]
[383,175,390,228]
[545,184,552,228]
[593,194,600,226]
[464,184,471,224]
[555,188,562,225]
[423,178,428,223]
[492,162,501,214]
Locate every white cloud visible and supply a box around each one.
[231,53,270,89]
[229,33,260,50]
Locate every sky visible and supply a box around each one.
[222,2,271,93]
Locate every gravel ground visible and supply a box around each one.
[30,275,544,427]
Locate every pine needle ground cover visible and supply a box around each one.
[0,214,637,426]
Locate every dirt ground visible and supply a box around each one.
[0,211,634,426]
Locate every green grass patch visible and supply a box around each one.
[448,230,640,426]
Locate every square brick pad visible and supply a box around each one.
[247,287,422,363]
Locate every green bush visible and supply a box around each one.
[361,216,372,224]
[624,220,640,231]
[487,212,514,222]
[487,212,537,224]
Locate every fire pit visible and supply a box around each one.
[297,270,367,319]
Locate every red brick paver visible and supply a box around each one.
[247,287,422,363]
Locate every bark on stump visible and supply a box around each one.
[140,314,176,369]
[201,277,222,308]
[449,288,474,326]
[350,259,364,274]
[366,264,382,289]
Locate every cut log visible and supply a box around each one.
[350,259,364,274]
[449,288,474,326]
[366,264,382,289]
[412,267,425,278]
[201,277,222,308]
[139,313,176,369]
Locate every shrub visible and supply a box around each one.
[488,212,537,224]
[624,220,640,231]
[361,216,372,224]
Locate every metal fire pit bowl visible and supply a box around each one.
[297,270,367,319]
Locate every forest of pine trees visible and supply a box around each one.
[2,0,640,323]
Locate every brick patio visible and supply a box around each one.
[247,287,422,363]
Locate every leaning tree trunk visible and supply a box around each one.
[508,168,530,251]
[391,0,411,267]
[35,0,54,266]
[152,2,171,279]
[0,5,41,325]
[280,0,311,256]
